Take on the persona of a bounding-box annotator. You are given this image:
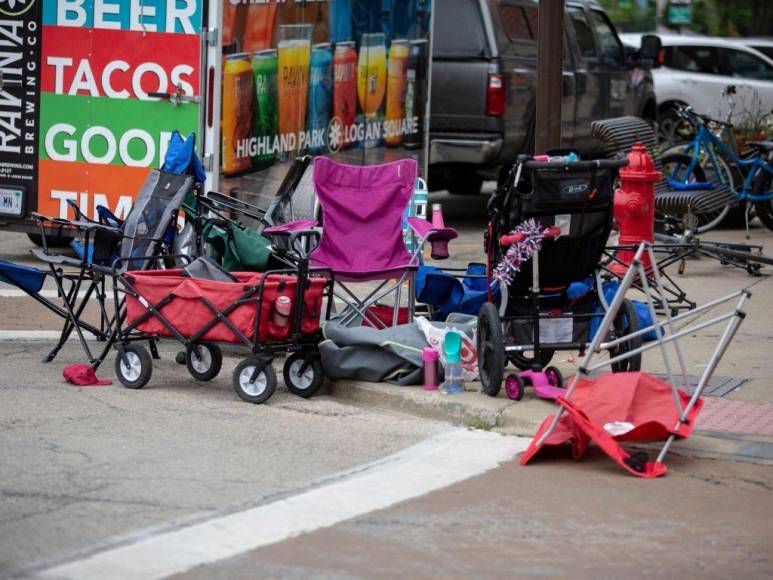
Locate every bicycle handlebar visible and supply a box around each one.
[676,105,733,128]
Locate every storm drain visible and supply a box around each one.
[654,373,747,397]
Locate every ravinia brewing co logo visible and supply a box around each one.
[0,0,35,16]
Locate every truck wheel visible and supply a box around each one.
[447,173,483,196]
[27,232,72,248]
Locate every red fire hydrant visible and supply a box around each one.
[610,142,662,275]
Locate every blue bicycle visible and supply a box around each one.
[659,86,773,234]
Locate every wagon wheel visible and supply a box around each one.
[283,353,324,398]
[477,302,505,397]
[115,344,153,389]
[186,342,223,382]
[232,358,277,404]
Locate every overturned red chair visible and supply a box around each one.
[521,242,750,477]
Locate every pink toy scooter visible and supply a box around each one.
[504,365,564,401]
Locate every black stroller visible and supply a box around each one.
[478,154,642,400]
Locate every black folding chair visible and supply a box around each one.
[27,169,194,364]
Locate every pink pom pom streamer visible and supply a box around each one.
[492,219,547,287]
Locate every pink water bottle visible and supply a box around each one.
[272,296,292,327]
[431,203,445,229]
[422,347,439,390]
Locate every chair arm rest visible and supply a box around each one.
[31,213,122,235]
[263,219,318,234]
[406,217,458,260]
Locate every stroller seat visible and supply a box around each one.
[499,156,617,295]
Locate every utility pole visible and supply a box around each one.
[535,0,565,153]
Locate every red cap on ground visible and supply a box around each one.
[62,364,112,386]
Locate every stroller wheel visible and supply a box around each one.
[611,299,643,373]
[545,366,564,389]
[477,302,505,397]
[115,344,152,389]
[508,349,555,371]
[232,358,277,404]
[283,353,324,398]
[186,342,223,382]
[504,374,525,401]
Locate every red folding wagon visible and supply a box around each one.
[109,255,332,404]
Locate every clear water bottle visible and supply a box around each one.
[442,331,465,395]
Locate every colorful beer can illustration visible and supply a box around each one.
[385,39,409,147]
[307,43,332,153]
[404,39,428,150]
[333,41,357,148]
[252,49,278,166]
[222,53,254,175]
[277,24,312,158]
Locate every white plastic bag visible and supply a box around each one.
[416,315,478,382]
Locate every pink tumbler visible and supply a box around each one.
[272,296,292,327]
[422,347,439,391]
[431,203,445,229]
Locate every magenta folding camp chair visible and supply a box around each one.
[306,157,456,328]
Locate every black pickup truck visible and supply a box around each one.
[429,0,659,194]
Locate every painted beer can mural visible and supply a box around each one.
[219,0,433,206]
[0,0,432,234]
[33,0,202,220]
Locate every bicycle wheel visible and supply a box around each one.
[752,166,773,232]
[658,106,694,144]
[660,151,733,233]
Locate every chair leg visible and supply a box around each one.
[335,286,385,328]
[333,272,417,328]
[45,269,95,363]
[393,279,402,326]
[408,272,416,323]
[336,281,388,327]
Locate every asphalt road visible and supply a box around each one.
[176,451,773,580]
[0,339,449,578]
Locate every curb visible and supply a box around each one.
[325,379,549,434]
[326,379,773,464]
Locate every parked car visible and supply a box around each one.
[728,38,773,61]
[429,0,659,194]
[620,33,773,142]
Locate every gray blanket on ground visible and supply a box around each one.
[320,322,427,385]
[319,315,477,386]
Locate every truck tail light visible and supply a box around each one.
[486,73,505,116]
